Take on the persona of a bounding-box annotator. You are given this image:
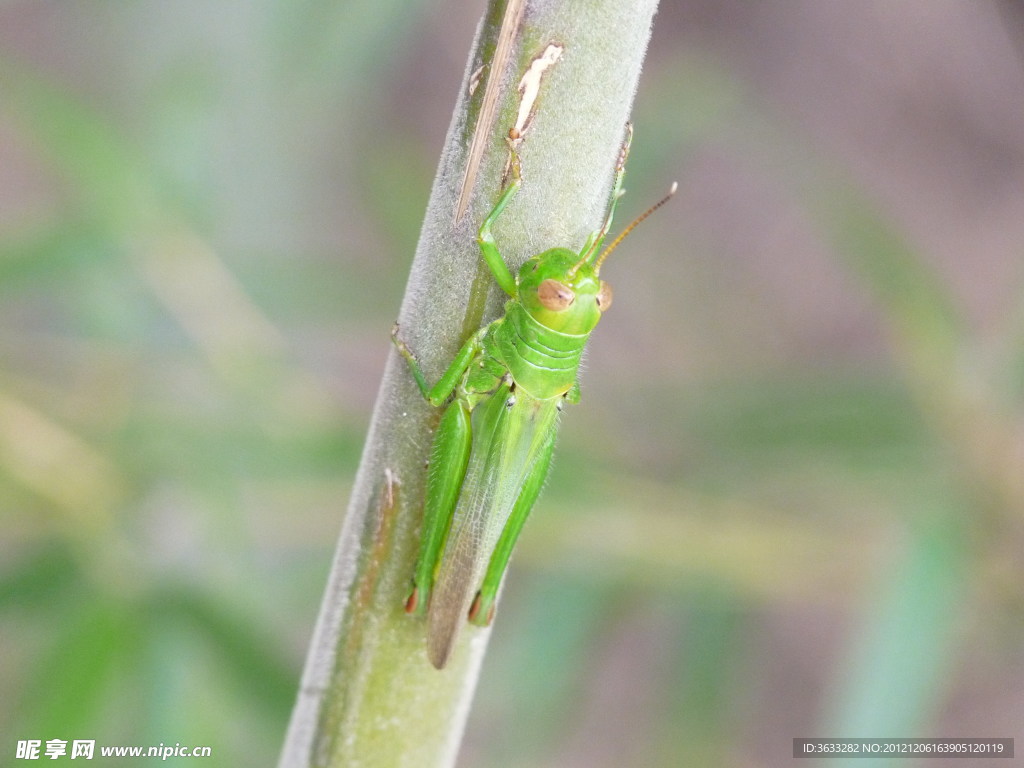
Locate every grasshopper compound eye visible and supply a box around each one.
[595,280,613,312]
[537,279,575,311]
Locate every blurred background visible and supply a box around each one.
[2,1,1023,766]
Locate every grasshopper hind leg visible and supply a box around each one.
[468,426,557,627]
[405,401,472,617]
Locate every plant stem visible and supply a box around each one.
[278,1,661,765]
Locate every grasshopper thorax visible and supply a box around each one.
[516,248,612,336]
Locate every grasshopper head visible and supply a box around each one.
[517,248,612,335]
[515,181,677,335]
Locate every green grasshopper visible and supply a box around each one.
[393,125,674,669]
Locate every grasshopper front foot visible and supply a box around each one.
[391,322,431,398]
[390,322,416,366]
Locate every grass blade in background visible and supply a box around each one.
[823,513,970,768]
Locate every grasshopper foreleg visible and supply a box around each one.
[477,144,522,298]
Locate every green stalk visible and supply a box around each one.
[278,1,661,765]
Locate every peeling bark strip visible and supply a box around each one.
[310,468,402,766]
[342,470,401,658]
[509,42,564,144]
[455,0,527,223]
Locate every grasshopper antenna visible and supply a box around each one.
[594,182,678,272]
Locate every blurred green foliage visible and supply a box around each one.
[1,2,1022,767]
